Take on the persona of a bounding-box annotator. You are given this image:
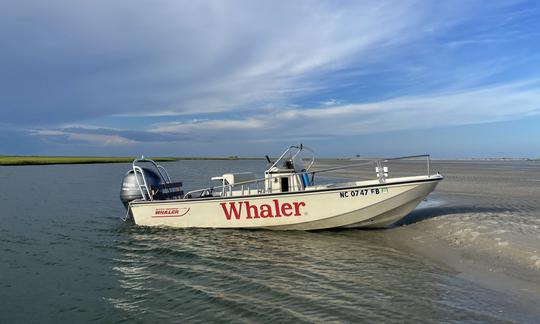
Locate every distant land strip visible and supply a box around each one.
[0,156,263,166]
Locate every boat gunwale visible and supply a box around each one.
[129,175,443,206]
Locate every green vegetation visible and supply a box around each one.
[0,156,172,166]
[0,156,262,166]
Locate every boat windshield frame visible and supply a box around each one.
[267,145,315,173]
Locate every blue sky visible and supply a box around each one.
[1,0,539,158]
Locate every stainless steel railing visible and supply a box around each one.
[182,154,433,199]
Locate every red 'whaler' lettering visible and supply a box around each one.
[155,208,179,215]
[152,207,190,218]
[220,200,306,220]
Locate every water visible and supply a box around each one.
[0,161,538,322]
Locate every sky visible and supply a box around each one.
[1,0,540,158]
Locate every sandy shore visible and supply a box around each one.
[315,159,540,308]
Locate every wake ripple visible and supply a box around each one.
[107,228,525,323]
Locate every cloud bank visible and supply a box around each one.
[1,0,539,155]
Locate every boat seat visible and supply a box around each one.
[212,172,255,186]
[154,181,183,190]
[151,181,184,200]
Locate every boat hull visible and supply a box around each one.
[129,175,442,230]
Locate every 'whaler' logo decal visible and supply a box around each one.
[152,207,190,218]
[220,200,306,220]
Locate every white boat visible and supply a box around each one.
[120,145,443,230]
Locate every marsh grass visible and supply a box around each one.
[0,156,262,166]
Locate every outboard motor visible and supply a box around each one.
[120,167,162,208]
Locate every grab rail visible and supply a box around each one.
[183,172,282,199]
[183,154,433,199]
[132,157,173,201]
[129,153,432,201]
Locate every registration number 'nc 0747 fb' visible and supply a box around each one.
[339,187,388,198]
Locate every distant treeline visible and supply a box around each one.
[0,156,263,166]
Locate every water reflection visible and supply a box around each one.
[110,226,513,322]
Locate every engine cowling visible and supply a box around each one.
[120,168,162,208]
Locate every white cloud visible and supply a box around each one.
[31,79,540,147]
[138,80,540,142]
[29,128,138,146]
[67,133,138,145]
[1,0,498,122]
[278,81,540,135]
[152,118,267,134]
[7,0,540,154]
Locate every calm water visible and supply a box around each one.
[0,161,537,323]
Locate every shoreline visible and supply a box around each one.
[0,156,264,166]
[316,159,540,311]
[1,155,537,166]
